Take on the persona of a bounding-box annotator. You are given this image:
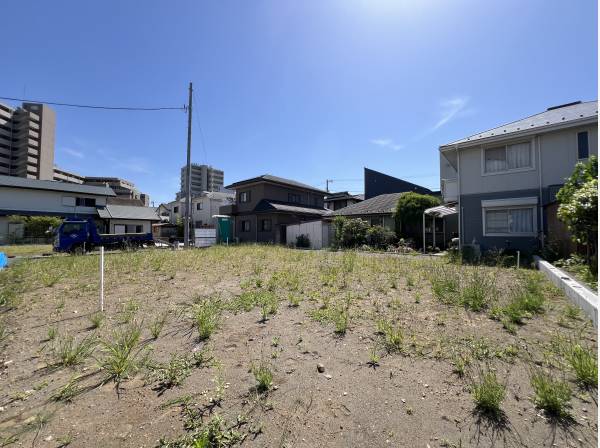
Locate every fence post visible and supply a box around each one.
[100,246,104,312]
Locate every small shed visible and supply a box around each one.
[286,220,332,249]
[422,204,458,250]
[97,205,160,234]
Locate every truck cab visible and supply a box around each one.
[53,219,96,254]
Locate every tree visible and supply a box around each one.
[394,192,440,246]
[332,216,370,248]
[556,155,598,273]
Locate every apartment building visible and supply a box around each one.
[166,190,234,228]
[53,166,84,184]
[179,164,224,198]
[0,102,55,180]
[439,100,598,254]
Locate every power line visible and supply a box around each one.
[192,91,208,163]
[0,95,185,111]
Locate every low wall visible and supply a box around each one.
[534,256,598,327]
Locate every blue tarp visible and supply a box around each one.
[0,252,7,270]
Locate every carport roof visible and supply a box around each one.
[254,200,329,216]
[97,205,160,221]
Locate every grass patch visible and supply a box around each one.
[530,370,572,417]
[149,312,168,339]
[566,343,597,388]
[98,322,147,385]
[251,361,273,393]
[192,299,221,341]
[52,333,97,367]
[472,370,505,416]
[88,312,105,330]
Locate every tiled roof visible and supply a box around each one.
[226,174,327,194]
[329,193,403,216]
[441,101,598,148]
[254,200,329,216]
[0,175,116,196]
[97,205,160,220]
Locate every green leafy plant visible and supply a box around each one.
[149,354,192,389]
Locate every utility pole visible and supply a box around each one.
[184,82,193,248]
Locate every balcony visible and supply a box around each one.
[441,178,458,203]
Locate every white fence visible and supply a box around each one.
[286,220,331,249]
[195,228,217,248]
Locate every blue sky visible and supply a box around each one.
[1,0,597,204]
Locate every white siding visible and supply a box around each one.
[286,220,331,249]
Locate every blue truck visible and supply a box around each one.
[53,218,154,254]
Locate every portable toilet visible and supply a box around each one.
[213,215,233,244]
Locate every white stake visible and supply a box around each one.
[100,246,105,312]
[517,250,520,269]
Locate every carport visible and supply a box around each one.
[422,204,457,251]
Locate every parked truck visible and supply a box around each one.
[53,218,154,254]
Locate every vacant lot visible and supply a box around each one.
[1,245,53,258]
[0,246,597,447]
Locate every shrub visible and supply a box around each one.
[394,192,440,246]
[366,225,396,249]
[333,216,369,248]
[472,371,505,416]
[530,371,572,417]
[295,234,311,248]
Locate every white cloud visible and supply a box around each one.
[62,147,84,159]
[370,138,403,151]
[433,96,469,130]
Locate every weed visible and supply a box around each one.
[530,370,572,417]
[88,312,104,330]
[430,267,459,304]
[380,320,403,353]
[460,269,495,312]
[452,354,470,378]
[271,336,280,347]
[56,434,74,447]
[406,407,413,415]
[472,370,505,416]
[41,271,62,287]
[193,300,221,341]
[564,305,581,320]
[99,322,147,384]
[149,354,192,389]
[566,344,597,388]
[51,377,82,402]
[150,312,168,339]
[288,293,302,307]
[367,346,380,367]
[251,362,273,393]
[52,333,97,367]
[259,291,278,322]
[46,326,58,341]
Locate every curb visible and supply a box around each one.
[533,255,598,327]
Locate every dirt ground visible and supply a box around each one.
[0,246,597,447]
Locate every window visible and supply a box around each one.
[484,207,534,235]
[484,142,532,174]
[195,221,203,228]
[370,216,383,227]
[288,193,301,203]
[577,131,589,159]
[62,222,84,234]
[173,206,179,213]
[260,219,272,232]
[196,202,203,210]
[312,195,320,206]
[241,220,251,232]
[239,191,251,203]
[115,224,126,234]
[75,197,96,207]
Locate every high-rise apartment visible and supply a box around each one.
[179,164,224,198]
[0,102,56,180]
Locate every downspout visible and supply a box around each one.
[537,136,545,248]
[456,145,462,250]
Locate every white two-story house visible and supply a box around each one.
[439,100,597,254]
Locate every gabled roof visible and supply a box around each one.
[226,174,327,194]
[254,200,329,216]
[324,191,363,201]
[97,204,160,221]
[0,175,116,196]
[329,192,403,216]
[441,101,598,149]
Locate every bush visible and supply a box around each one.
[332,216,369,248]
[394,192,440,247]
[366,226,396,249]
[295,234,311,248]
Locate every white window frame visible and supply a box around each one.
[480,138,535,176]
[481,197,538,237]
[576,130,590,161]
